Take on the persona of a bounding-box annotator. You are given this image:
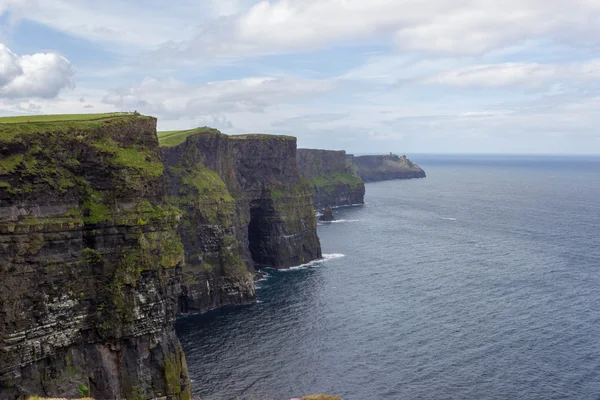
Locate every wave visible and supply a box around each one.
[440,217,457,221]
[265,253,346,272]
[318,219,361,225]
[331,203,365,209]
[255,272,272,283]
[322,253,345,260]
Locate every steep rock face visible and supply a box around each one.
[161,130,321,313]
[230,136,321,269]
[347,154,426,182]
[161,130,254,314]
[297,149,365,209]
[0,117,191,400]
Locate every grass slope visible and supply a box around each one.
[0,113,147,143]
[230,133,295,140]
[158,127,221,147]
[0,113,134,123]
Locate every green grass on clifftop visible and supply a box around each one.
[0,112,149,143]
[158,128,296,146]
[230,133,296,141]
[308,171,363,189]
[158,127,221,147]
[0,113,130,123]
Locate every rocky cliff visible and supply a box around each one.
[297,149,365,210]
[347,154,426,182]
[0,116,324,399]
[160,129,322,313]
[0,115,191,399]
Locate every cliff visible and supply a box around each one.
[0,115,191,399]
[0,116,324,399]
[160,129,322,313]
[347,154,426,182]
[297,149,365,210]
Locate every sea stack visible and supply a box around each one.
[320,207,336,222]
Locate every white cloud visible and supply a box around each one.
[0,43,74,98]
[1,0,206,49]
[421,59,600,88]
[102,76,337,120]
[5,0,600,62]
[157,0,600,59]
[0,43,22,86]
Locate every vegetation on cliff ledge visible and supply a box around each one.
[307,171,363,190]
[230,133,296,141]
[0,112,148,142]
[0,112,163,196]
[158,127,222,147]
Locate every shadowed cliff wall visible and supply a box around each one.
[161,131,322,314]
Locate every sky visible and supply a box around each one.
[1,0,600,154]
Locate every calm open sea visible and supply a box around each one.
[176,155,600,400]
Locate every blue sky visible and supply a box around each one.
[1,0,600,154]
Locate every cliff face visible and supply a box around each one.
[161,130,321,313]
[1,118,325,398]
[347,154,426,182]
[297,149,365,210]
[0,116,191,400]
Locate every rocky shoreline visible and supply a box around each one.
[0,115,424,399]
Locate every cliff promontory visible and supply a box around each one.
[297,149,365,209]
[0,114,191,400]
[347,154,426,182]
[160,129,322,314]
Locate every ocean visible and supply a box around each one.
[175,155,600,400]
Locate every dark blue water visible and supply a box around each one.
[176,155,600,400]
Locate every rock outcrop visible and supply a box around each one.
[0,116,191,399]
[161,130,322,313]
[297,149,365,209]
[347,154,426,182]
[319,207,335,222]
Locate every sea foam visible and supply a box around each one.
[265,253,346,272]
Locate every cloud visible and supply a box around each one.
[102,76,337,119]
[0,0,252,50]
[0,43,22,86]
[272,113,349,127]
[154,0,600,59]
[421,60,600,88]
[0,43,74,99]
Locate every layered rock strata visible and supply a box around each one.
[1,117,324,399]
[161,130,322,314]
[0,116,191,399]
[297,149,365,209]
